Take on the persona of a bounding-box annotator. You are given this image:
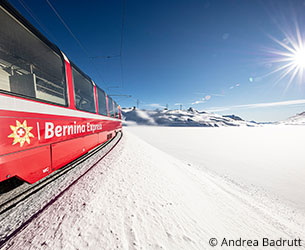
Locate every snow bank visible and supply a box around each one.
[122,108,256,127]
[3,130,305,250]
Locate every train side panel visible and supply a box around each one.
[0,145,51,184]
[0,96,121,183]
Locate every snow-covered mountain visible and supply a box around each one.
[122,107,257,127]
[279,111,305,125]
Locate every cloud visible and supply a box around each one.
[211,93,225,97]
[229,83,240,90]
[191,95,212,105]
[195,92,224,97]
[146,103,165,108]
[191,100,205,105]
[206,99,305,112]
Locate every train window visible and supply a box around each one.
[108,96,114,117]
[115,102,119,118]
[72,66,96,113]
[0,6,67,105]
[97,88,107,116]
[119,107,122,119]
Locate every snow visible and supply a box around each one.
[280,111,305,125]
[122,108,257,127]
[3,127,305,249]
[126,125,305,209]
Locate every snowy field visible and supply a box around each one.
[3,127,305,249]
[126,125,305,209]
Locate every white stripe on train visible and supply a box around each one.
[0,94,119,121]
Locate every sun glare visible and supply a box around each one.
[264,21,305,90]
[292,47,305,69]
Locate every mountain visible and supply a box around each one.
[122,108,257,127]
[279,111,305,125]
[223,114,243,121]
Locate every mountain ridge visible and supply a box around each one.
[279,111,305,125]
[122,108,257,127]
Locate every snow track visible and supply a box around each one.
[1,131,304,250]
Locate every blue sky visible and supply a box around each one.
[9,0,305,121]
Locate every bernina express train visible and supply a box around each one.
[0,1,122,184]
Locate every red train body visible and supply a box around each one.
[0,1,122,184]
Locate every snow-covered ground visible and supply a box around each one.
[122,108,257,127]
[126,125,305,209]
[3,127,305,249]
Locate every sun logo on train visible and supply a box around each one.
[8,120,34,147]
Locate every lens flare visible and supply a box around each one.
[263,21,305,90]
[292,47,305,69]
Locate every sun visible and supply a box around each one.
[292,47,305,69]
[263,21,305,90]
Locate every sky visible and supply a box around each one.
[8,0,305,121]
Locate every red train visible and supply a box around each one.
[0,1,122,184]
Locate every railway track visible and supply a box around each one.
[0,134,116,214]
[0,131,122,248]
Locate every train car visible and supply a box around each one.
[0,1,122,184]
